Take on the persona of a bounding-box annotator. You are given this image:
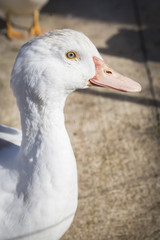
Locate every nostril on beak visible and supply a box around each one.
[104,70,112,74]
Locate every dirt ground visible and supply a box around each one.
[0,0,160,239]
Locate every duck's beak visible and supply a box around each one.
[89,56,141,92]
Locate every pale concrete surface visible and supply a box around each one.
[0,0,160,239]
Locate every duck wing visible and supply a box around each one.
[0,124,21,167]
[0,124,21,206]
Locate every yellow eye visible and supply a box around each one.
[66,51,78,60]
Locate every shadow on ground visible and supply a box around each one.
[0,18,6,31]
[42,0,160,26]
[98,27,160,62]
[77,89,160,108]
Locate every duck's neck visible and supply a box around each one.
[17,92,78,203]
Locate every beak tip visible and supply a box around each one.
[127,81,142,93]
[135,83,142,93]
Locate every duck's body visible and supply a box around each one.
[0,29,141,239]
[0,0,49,39]
[0,0,48,15]
[0,121,77,240]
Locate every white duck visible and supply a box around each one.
[0,29,141,240]
[0,0,49,39]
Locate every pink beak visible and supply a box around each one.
[89,56,141,92]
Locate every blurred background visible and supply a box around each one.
[0,0,160,239]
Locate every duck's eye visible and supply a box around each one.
[66,51,78,60]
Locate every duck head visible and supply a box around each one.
[11,29,141,106]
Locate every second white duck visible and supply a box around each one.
[0,0,49,39]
